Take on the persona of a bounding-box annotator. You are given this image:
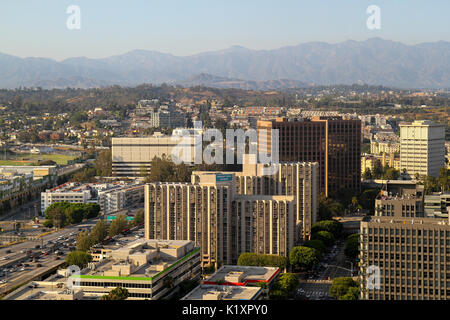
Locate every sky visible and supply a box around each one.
[0,0,449,61]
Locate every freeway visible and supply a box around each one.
[0,205,144,297]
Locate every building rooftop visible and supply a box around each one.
[181,285,262,300]
[203,265,280,286]
[80,239,197,281]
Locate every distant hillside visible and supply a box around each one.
[0,38,449,89]
[177,73,307,90]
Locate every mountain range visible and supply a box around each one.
[1,38,449,90]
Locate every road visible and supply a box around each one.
[0,218,99,296]
[0,205,144,296]
[296,240,354,300]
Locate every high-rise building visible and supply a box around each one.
[359,181,450,300]
[400,120,445,178]
[257,116,361,197]
[144,157,318,267]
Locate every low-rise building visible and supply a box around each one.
[181,284,262,300]
[73,239,201,300]
[425,192,450,218]
[41,181,144,214]
[202,265,280,287]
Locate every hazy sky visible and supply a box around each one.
[1,0,449,61]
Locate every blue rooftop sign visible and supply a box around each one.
[216,174,233,182]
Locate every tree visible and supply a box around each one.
[383,167,400,180]
[132,209,144,227]
[276,273,298,293]
[237,253,288,269]
[101,287,129,300]
[329,277,359,300]
[76,231,93,252]
[358,188,380,214]
[372,160,383,179]
[84,203,100,220]
[65,205,84,225]
[312,231,335,247]
[46,206,66,229]
[108,214,129,237]
[344,234,360,259]
[89,219,109,245]
[302,239,325,259]
[289,246,319,271]
[340,286,359,300]
[65,250,92,268]
[42,220,53,228]
[437,167,449,191]
[311,220,342,238]
[362,168,373,180]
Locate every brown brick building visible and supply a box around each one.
[257,116,361,197]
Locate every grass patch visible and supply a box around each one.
[0,153,77,166]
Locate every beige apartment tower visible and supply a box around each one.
[144,157,318,267]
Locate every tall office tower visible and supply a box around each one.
[144,172,296,267]
[257,116,361,197]
[400,120,445,178]
[359,181,450,300]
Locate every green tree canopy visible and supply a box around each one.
[344,234,360,259]
[289,246,319,271]
[89,219,109,245]
[65,250,92,268]
[329,277,359,300]
[132,209,144,227]
[312,230,335,247]
[76,231,93,252]
[95,149,112,176]
[108,214,129,237]
[302,239,325,258]
[101,287,129,300]
[237,252,288,269]
[311,220,342,238]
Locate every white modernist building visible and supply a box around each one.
[399,120,445,178]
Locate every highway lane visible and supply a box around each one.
[0,206,144,296]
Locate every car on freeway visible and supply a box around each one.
[36,263,42,267]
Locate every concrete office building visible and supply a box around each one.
[111,134,195,177]
[359,216,450,300]
[359,181,450,300]
[72,239,201,300]
[425,192,450,218]
[257,116,361,197]
[375,181,425,218]
[400,120,445,178]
